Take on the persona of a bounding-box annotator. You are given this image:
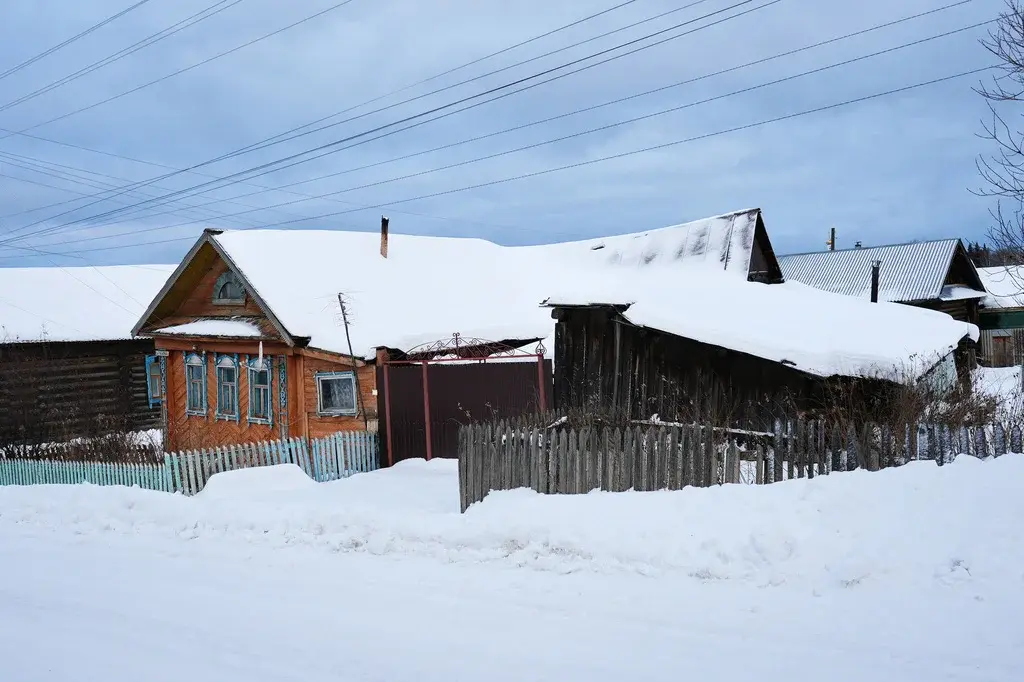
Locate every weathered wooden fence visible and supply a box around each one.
[0,430,378,495]
[457,419,1022,511]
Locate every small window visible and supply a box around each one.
[213,271,246,305]
[316,372,357,416]
[185,353,207,415]
[247,357,272,424]
[215,355,239,420]
[144,355,162,408]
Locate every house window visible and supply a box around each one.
[215,354,239,420]
[185,352,207,415]
[144,355,162,408]
[316,371,358,416]
[212,271,246,305]
[248,357,273,424]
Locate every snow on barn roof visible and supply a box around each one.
[543,273,978,381]
[977,265,1024,309]
[186,223,978,381]
[778,239,985,303]
[0,264,175,343]
[578,207,766,276]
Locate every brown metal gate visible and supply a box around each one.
[377,335,552,464]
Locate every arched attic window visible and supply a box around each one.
[213,271,246,305]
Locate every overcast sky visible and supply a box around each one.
[0,0,1003,267]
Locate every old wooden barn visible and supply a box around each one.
[0,264,175,446]
[544,263,978,430]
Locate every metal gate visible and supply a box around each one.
[377,334,551,464]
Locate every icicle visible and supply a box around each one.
[258,341,263,365]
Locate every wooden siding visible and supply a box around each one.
[300,355,377,439]
[164,346,282,451]
[913,298,979,324]
[550,307,899,430]
[0,339,159,444]
[138,242,280,338]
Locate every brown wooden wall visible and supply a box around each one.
[552,307,827,430]
[0,339,160,445]
[164,348,279,451]
[298,355,377,439]
[160,340,376,451]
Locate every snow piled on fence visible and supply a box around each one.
[0,455,1021,590]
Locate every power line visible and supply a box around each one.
[0,0,157,82]
[7,65,990,260]
[9,0,776,240]
[1,0,361,141]
[0,0,647,220]
[12,5,980,248]
[81,0,976,232]
[0,0,246,116]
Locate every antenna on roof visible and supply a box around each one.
[338,293,369,431]
[380,216,390,259]
[855,240,863,249]
[826,227,836,251]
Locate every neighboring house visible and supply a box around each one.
[778,239,987,324]
[976,265,1024,367]
[0,264,175,445]
[132,208,784,454]
[543,268,978,429]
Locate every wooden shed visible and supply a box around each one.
[0,265,174,446]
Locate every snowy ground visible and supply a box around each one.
[1,458,1022,681]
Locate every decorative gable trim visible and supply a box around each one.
[131,230,296,346]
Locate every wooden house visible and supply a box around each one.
[0,265,174,446]
[778,239,987,324]
[131,208,785,455]
[976,265,1024,367]
[544,265,978,429]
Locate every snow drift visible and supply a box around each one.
[0,455,1020,590]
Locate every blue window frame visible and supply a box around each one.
[184,352,207,416]
[315,371,358,416]
[247,356,273,425]
[144,354,162,408]
[215,354,240,420]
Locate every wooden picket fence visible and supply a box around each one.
[457,419,1022,511]
[0,430,378,495]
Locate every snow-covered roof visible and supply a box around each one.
[200,213,770,359]
[778,239,984,303]
[580,207,768,277]
[543,273,978,381]
[139,220,975,381]
[155,319,262,338]
[978,265,1024,309]
[0,264,174,343]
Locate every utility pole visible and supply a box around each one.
[338,293,369,430]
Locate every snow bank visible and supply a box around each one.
[978,265,1024,308]
[1,455,1021,589]
[199,464,315,500]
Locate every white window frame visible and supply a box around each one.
[315,371,358,417]
[247,356,273,425]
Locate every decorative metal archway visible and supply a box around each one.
[381,333,547,465]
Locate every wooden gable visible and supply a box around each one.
[134,237,286,341]
[943,241,986,291]
[748,212,784,284]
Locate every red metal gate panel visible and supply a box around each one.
[377,360,552,463]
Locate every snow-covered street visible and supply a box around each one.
[1,458,1022,681]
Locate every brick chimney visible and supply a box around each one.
[380,216,389,259]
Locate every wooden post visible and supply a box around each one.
[337,294,369,432]
[422,361,433,461]
[383,361,395,467]
[536,354,547,413]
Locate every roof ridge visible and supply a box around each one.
[779,237,960,258]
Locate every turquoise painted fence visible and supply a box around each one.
[0,430,379,496]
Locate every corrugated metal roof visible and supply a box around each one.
[778,239,965,303]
